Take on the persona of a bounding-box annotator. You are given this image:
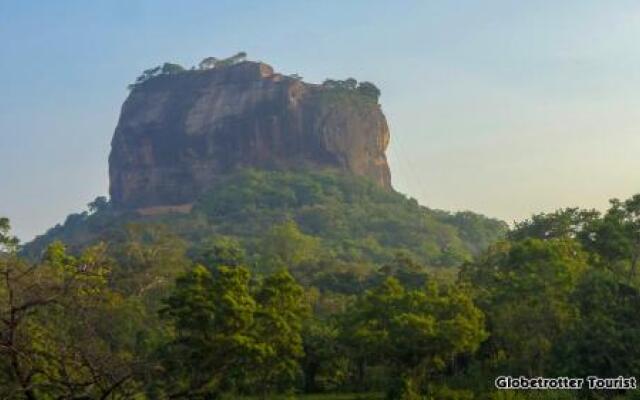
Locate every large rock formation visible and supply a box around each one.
[109,61,392,210]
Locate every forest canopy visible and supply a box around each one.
[6,183,640,398]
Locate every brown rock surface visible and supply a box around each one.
[109,61,392,209]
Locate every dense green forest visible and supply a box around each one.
[23,170,506,267]
[4,174,640,399]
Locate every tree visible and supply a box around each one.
[509,207,600,241]
[356,81,381,101]
[344,78,357,90]
[109,223,189,300]
[301,317,348,392]
[375,251,429,290]
[251,269,309,396]
[128,62,185,90]
[214,52,248,68]
[190,236,246,269]
[0,237,137,399]
[342,277,486,397]
[230,51,247,63]
[128,66,161,89]
[321,78,358,91]
[552,268,640,377]
[322,79,339,89]
[161,62,185,75]
[158,264,258,398]
[508,197,640,279]
[460,238,588,375]
[258,220,321,274]
[87,196,110,214]
[0,217,19,253]
[585,195,640,278]
[199,56,218,70]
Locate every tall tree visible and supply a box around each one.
[301,317,348,393]
[343,277,486,397]
[460,238,588,375]
[251,269,309,396]
[553,269,640,377]
[585,195,640,278]
[159,265,257,398]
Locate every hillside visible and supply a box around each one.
[23,169,506,267]
[25,56,505,266]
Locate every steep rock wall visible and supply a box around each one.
[109,61,391,209]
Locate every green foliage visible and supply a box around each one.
[387,376,421,400]
[16,190,640,398]
[199,52,249,70]
[0,217,19,253]
[510,207,599,241]
[376,251,430,289]
[190,235,247,268]
[509,196,640,279]
[108,223,190,300]
[321,78,382,105]
[342,277,486,398]
[356,81,381,101]
[129,52,248,90]
[22,170,506,270]
[193,169,506,267]
[302,317,349,392]
[158,264,258,397]
[87,195,110,214]
[461,238,588,375]
[128,61,186,89]
[161,62,186,74]
[586,195,640,277]
[552,268,640,377]
[0,239,138,399]
[157,264,308,397]
[258,220,322,274]
[213,51,248,67]
[252,269,310,394]
[456,193,640,396]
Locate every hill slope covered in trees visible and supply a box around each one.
[23,169,507,269]
[7,192,640,399]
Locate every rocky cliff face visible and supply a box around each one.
[109,61,392,210]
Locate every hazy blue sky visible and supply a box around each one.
[2,0,640,241]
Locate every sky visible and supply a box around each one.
[1,0,640,241]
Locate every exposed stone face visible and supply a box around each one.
[109,61,392,209]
